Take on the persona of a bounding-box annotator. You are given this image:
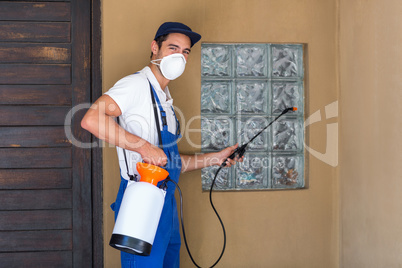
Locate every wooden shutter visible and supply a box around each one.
[0,1,100,267]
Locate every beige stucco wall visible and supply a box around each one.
[339,0,402,267]
[102,0,339,267]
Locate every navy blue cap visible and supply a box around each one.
[154,22,201,47]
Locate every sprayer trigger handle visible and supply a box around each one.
[222,144,247,167]
[236,144,247,158]
[226,151,237,161]
[230,144,247,159]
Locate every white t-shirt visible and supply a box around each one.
[104,66,178,180]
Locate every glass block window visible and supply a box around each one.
[201,43,305,191]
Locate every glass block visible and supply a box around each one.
[201,45,232,77]
[201,43,306,191]
[235,153,269,189]
[237,116,270,151]
[272,81,303,114]
[235,81,268,114]
[201,81,232,114]
[272,154,304,188]
[202,165,232,191]
[272,118,303,151]
[201,116,233,151]
[271,45,302,78]
[235,45,267,77]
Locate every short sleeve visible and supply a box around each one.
[104,73,148,115]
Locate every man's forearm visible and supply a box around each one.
[180,144,240,173]
[180,153,222,173]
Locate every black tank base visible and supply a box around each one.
[109,234,152,256]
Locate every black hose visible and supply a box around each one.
[167,165,226,268]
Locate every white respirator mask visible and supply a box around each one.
[151,53,186,80]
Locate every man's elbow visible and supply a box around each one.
[81,112,97,134]
[81,118,88,131]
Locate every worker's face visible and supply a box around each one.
[152,33,192,61]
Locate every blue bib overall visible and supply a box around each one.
[111,83,182,268]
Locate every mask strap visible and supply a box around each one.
[150,58,161,65]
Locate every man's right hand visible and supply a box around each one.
[139,142,168,167]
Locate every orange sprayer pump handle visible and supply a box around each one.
[136,162,169,186]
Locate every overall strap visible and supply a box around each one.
[148,80,164,148]
[149,81,181,138]
[171,106,181,138]
[116,117,137,181]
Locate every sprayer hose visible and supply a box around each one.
[168,166,226,268]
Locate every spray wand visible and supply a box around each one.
[222,106,298,166]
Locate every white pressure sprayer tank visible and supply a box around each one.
[109,162,169,256]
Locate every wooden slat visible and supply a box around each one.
[0,85,71,105]
[0,22,70,42]
[0,148,71,169]
[0,44,71,64]
[71,1,93,265]
[0,230,72,252]
[0,169,71,190]
[0,106,71,126]
[91,1,103,266]
[0,2,71,21]
[0,64,70,85]
[0,127,71,147]
[0,210,72,230]
[0,252,72,268]
[0,189,72,210]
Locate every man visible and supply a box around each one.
[81,22,241,268]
